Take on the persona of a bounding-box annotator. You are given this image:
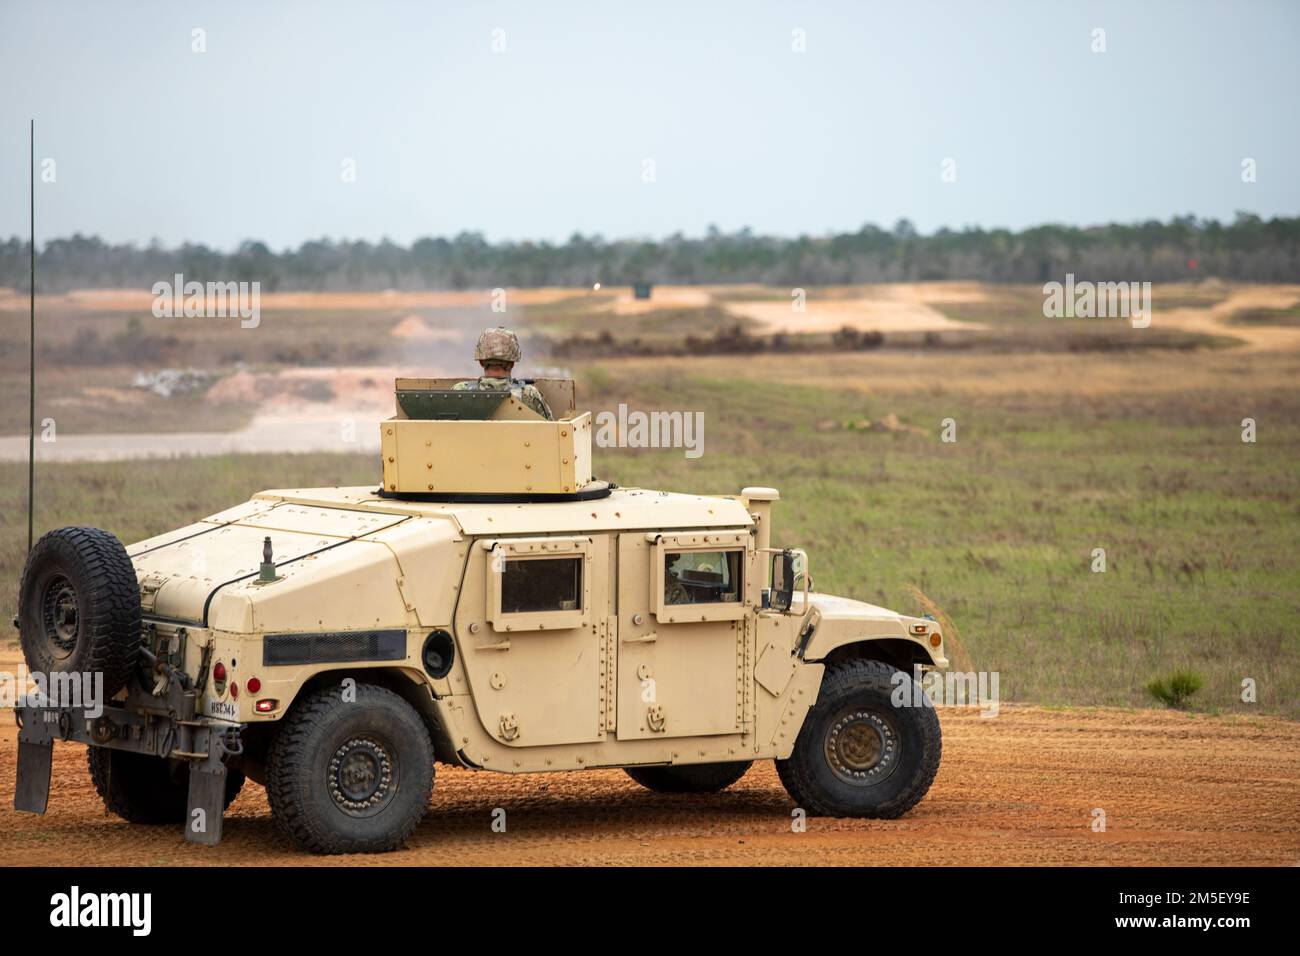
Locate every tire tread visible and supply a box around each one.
[18,526,141,698]
[265,683,434,854]
[776,658,941,818]
[88,747,244,824]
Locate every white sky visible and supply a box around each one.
[2,0,1297,250]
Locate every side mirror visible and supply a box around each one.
[769,551,796,612]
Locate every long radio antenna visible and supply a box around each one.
[28,119,35,555]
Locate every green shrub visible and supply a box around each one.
[1146,670,1204,708]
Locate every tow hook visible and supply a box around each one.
[221,725,244,757]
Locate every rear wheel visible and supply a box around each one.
[266,683,434,854]
[776,659,941,818]
[88,748,245,824]
[625,761,753,794]
[18,527,141,698]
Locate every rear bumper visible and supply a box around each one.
[14,699,243,846]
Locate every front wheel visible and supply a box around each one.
[266,683,434,854]
[776,659,941,818]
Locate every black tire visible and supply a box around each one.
[625,760,753,794]
[18,527,141,699]
[266,683,434,854]
[776,659,941,818]
[88,747,245,824]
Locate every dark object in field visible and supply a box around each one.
[546,323,886,359]
[832,326,886,351]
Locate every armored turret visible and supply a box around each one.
[379,377,601,499]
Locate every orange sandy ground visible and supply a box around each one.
[2,704,1296,866]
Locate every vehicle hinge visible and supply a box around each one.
[600,618,616,733]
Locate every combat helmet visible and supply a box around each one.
[474,327,522,364]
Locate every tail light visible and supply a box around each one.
[255,699,278,713]
[212,661,228,695]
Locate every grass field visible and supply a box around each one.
[2,341,1297,718]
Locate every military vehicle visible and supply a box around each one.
[13,377,947,853]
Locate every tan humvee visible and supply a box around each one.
[14,378,947,854]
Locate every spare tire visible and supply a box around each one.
[17,527,142,699]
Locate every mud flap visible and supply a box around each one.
[185,763,227,846]
[14,740,53,814]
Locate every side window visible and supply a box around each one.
[650,533,750,624]
[485,537,590,633]
[502,557,582,613]
[663,550,743,605]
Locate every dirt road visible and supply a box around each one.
[1159,285,1300,350]
[722,282,988,334]
[0,417,383,463]
[3,704,1296,866]
[0,364,407,462]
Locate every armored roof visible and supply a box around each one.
[245,485,754,536]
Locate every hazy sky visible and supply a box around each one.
[2,0,1297,250]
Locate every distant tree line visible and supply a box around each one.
[3,214,1297,292]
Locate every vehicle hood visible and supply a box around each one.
[804,592,905,624]
[127,499,455,632]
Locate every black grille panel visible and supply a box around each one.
[263,629,407,666]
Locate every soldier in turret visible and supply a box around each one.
[452,327,554,420]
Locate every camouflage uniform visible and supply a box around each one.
[664,576,691,605]
[452,375,554,420]
[452,327,554,420]
[664,557,691,605]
